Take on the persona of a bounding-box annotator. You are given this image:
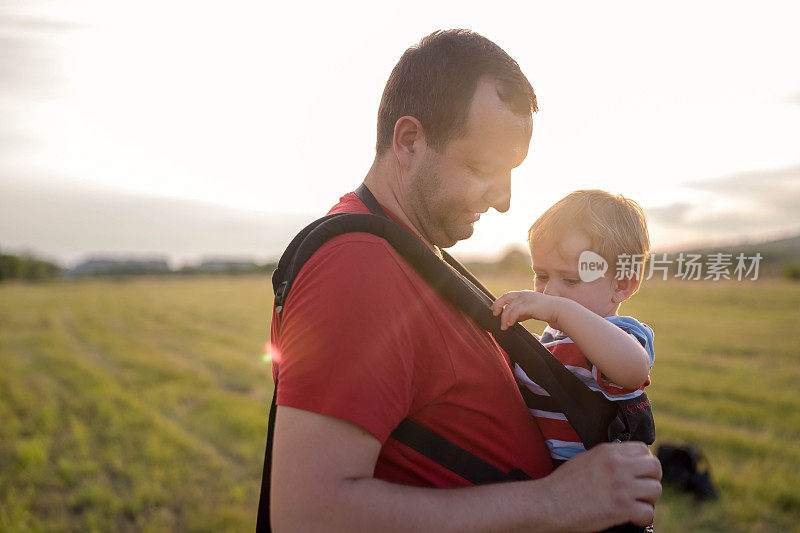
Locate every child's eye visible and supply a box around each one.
[564,278,580,286]
[534,274,548,281]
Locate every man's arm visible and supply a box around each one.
[492,291,650,389]
[270,406,662,532]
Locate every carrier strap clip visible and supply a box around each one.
[274,281,289,314]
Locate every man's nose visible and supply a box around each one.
[487,174,511,213]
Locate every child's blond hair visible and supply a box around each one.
[528,190,651,289]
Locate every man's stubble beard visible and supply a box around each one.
[408,154,472,249]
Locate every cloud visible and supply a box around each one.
[647,164,800,245]
[0,14,91,33]
[689,163,800,218]
[0,11,75,169]
[0,16,68,97]
[646,202,695,226]
[0,177,315,266]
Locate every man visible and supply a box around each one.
[269,29,661,531]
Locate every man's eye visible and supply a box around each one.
[564,278,580,286]
[534,274,548,281]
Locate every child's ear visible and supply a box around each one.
[611,272,640,304]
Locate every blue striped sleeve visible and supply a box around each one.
[604,315,655,366]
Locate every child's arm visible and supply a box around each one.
[491,291,650,390]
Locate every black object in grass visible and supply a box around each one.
[657,444,718,501]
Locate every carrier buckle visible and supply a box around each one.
[274,281,289,314]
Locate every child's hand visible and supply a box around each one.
[491,290,566,331]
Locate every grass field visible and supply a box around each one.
[1,275,799,531]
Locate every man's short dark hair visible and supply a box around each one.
[375,29,537,155]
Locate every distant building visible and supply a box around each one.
[198,258,259,273]
[71,258,170,276]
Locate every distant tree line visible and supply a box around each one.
[783,264,800,280]
[69,259,278,278]
[172,262,277,277]
[0,249,283,283]
[0,252,61,282]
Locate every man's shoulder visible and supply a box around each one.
[289,230,416,300]
[281,190,431,310]
[295,190,419,281]
[308,227,409,267]
[327,191,368,215]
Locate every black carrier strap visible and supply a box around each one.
[355,182,388,217]
[390,419,531,484]
[257,184,654,532]
[255,373,278,532]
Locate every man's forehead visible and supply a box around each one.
[457,78,532,165]
[467,78,528,121]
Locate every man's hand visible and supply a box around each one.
[491,290,567,330]
[543,441,663,529]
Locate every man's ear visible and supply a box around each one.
[392,116,426,169]
[612,272,640,304]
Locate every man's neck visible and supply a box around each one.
[363,157,440,256]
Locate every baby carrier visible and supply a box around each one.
[256,184,655,532]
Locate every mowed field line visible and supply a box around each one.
[1,328,244,530]
[69,283,274,466]
[55,309,260,473]
[66,282,271,466]
[36,318,236,472]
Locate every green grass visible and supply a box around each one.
[1,276,799,531]
[0,277,274,532]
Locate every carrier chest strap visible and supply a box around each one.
[390,419,531,484]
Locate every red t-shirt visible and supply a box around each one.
[271,192,553,486]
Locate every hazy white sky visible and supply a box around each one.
[1,0,799,265]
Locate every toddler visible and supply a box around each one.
[492,189,655,463]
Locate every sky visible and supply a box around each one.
[1,0,799,266]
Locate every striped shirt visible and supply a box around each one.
[515,316,655,461]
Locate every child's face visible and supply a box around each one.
[531,231,618,319]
